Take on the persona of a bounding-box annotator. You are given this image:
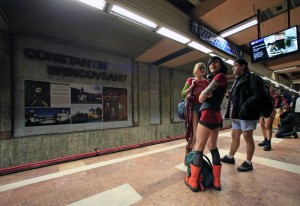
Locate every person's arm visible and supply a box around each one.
[199,73,226,103]
[181,79,195,98]
[199,80,218,103]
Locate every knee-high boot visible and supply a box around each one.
[213,164,222,191]
[184,164,201,192]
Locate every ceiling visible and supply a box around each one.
[0,0,300,91]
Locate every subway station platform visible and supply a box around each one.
[1,126,300,206]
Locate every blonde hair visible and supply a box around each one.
[193,62,206,76]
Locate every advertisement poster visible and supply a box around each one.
[24,80,128,127]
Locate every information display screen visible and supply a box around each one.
[249,26,298,62]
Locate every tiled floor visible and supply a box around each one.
[1,126,300,206]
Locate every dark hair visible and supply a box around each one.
[234,58,249,70]
[207,56,227,75]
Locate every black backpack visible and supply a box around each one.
[185,152,214,189]
[255,77,274,118]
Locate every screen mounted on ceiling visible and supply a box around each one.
[249,26,299,62]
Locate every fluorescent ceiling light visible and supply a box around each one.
[156,27,190,44]
[225,59,234,65]
[187,41,212,53]
[110,5,157,29]
[208,53,226,61]
[220,17,257,38]
[274,66,298,73]
[76,0,106,10]
[262,77,271,81]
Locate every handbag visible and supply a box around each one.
[177,81,195,120]
[176,100,187,120]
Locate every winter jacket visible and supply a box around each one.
[225,70,272,120]
[279,111,296,131]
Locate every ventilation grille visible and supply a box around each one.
[260,0,300,22]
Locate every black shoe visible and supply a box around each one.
[237,161,253,172]
[263,145,272,151]
[258,140,266,146]
[263,140,271,151]
[294,132,298,139]
[220,155,235,164]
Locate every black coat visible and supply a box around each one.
[279,111,296,131]
[225,71,271,120]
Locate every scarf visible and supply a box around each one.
[185,99,193,143]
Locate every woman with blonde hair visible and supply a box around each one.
[181,62,209,153]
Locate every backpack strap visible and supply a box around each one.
[203,154,213,168]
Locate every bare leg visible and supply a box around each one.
[264,116,274,140]
[191,111,198,149]
[193,123,212,151]
[259,117,267,138]
[242,130,255,161]
[229,129,242,156]
[207,127,220,151]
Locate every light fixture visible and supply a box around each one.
[187,41,212,53]
[274,66,298,73]
[110,5,158,29]
[225,59,234,65]
[156,27,190,44]
[208,53,226,61]
[76,0,106,10]
[262,77,272,81]
[220,17,258,38]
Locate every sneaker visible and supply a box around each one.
[237,161,253,172]
[220,155,235,164]
[258,140,266,146]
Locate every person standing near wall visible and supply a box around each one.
[181,63,209,153]
[184,56,227,192]
[221,58,271,172]
[258,86,278,151]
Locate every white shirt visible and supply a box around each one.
[295,97,300,113]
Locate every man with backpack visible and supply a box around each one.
[221,58,273,172]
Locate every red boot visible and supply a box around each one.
[198,175,205,191]
[184,164,201,192]
[213,164,222,191]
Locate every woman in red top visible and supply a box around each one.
[181,62,209,152]
[184,56,228,192]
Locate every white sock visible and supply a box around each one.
[227,154,234,159]
[245,160,252,165]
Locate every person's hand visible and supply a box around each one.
[191,80,196,88]
[207,93,213,98]
[226,90,231,98]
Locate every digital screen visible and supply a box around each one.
[249,26,299,62]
